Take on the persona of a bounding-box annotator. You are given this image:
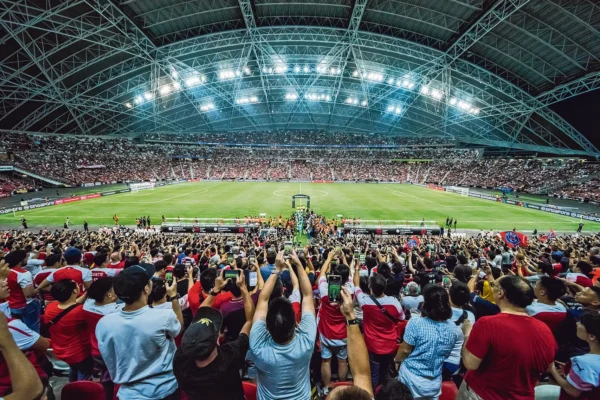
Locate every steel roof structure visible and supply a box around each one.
[0,0,599,156]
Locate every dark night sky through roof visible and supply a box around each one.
[551,90,600,152]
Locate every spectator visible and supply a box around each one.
[444,282,476,377]
[5,250,40,332]
[0,313,44,400]
[96,264,183,400]
[396,285,459,399]
[460,276,557,399]
[44,279,92,382]
[318,250,354,389]
[353,271,405,388]
[82,277,123,400]
[250,251,316,399]
[401,282,423,314]
[188,268,234,315]
[174,270,254,400]
[526,276,567,332]
[36,247,92,294]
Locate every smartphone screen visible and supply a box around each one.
[328,275,342,303]
[165,271,173,284]
[227,252,234,264]
[360,254,366,263]
[354,250,360,259]
[284,241,293,258]
[224,269,239,284]
[249,271,257,287]
[371,243,377,249]
[442,276,451,289]
[249,255,256,264]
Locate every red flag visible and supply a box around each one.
[407,236,421,248]
[500,231,528,248]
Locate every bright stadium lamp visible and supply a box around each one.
[172,82,181,90]
[303,65,310,73]
[420,86,430,95]
[395,107,402,114]
[361,100,368,107]
[250,96,258,103]
[125,102,133,109]
[294,65,300,73]
[387,105,395,112]
[159,85,172,95]
[243,66,251,75]
[431,89,443,100]
[449,97,458,106]
[387,78,395,85]
[143,92,154,101]
[134,96,143,105]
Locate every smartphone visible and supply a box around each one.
[284,241,293,258]
[227,252,234,264]
[249,271,257,287]
[224,269,240,284]
[442,276,451,289]
[335,246,342,252]
[298,250,305,258]
[370,243,377,250]
[328,275,342,303]
[354,250,360,260]
[249,253,256,264]
[165,271,173,285]
[359,254,366,263]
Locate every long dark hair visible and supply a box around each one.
[421,284,452,321]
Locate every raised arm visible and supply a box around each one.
[320,250,335,277]
[236,271,255,337]
[165,279,184,332]
[291,251,315,316]
[407,251,417,275]
[339,287,373,396]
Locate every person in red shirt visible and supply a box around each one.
[5,250,40,333]
[36,248,92,295]
[33,253,65,304]
[44,280,92,382]
[108,252,124,269]
[460,276,557,400]
[82,277,123,397]
[526,276,567,332]
[188,268,233,316]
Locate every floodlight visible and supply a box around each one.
[361,100,368,106]
[431,89,442,100]
[125,102,133,109]
[143,92,154,101]
[449,98,458,105]
[159,85,172,95]
[294,65,300,73]
[134,96,143,105]
[243,66,251,75]
[326,95,331,101]
[395,107,402,114]
[387,105,395,112]
[387,78,395,85]
[250,96,258,103]
[172,82,181,90]
[303,65,310,73]
[352,70,359,77]
[420,86,430,95]
[458,101,471,110]
[171,70,178,79]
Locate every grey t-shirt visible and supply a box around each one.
[250,312,317,400]
[96,305,181,400]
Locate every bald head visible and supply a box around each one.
[110,252,121,262]
[327,386,372,400]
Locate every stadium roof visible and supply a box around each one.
[0,0,599,156]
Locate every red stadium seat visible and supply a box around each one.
[62,381,105,400]
[440,381,458,400]
[243,381,257,400]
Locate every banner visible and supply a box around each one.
[161,225,254,234]
[342,227,440,236]
[76,165,106,169]
[100,188,131,197]
[427,184,445,191]
[0,193,9,199]
[500,231,528,248]
[0,201,54,215]
[54,193,101,205]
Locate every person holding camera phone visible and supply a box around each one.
[249,250,316,400]
[318,248,354,392]
[174,269,255,400]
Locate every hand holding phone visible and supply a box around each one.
[165,271,173,285]
[328,275,342,303]
[224,269,240,284]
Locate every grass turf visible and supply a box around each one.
[1,182,596,232]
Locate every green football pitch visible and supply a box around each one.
[0,182,596,232]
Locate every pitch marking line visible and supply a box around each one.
[153,184,220,203]
[391,191,445,207]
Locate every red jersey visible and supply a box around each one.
[526,301,567,332]
[33,270,54,302]
[7,268,33,309]
[108,261,125,269]
[464,313,557,400]
[43,303,90,364]
[90,268,121,282]
[188,281,233,315]
[47,266,92,293]
[82,299,123,357]
[354,288,404,354]
[317,276,354,341]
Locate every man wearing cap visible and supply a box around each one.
[259,248,278,281]
[36,247,92,295]
[174,270,253,400]
[96,264,183,400]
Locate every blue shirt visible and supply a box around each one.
[401,316,459,379]
[250,313,317,400]
[177,252,186,264]
[96,306,181,400]
[260,264,276,282]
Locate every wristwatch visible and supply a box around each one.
[346,319,360,326]
[209,289,220,297]
[166,293,181,302]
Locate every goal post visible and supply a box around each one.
[446,186,470,197]
[130,182,156,193]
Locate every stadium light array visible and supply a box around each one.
[236,96,259,104]
[386,104,402,114]
[447,97,479,114]
[159,85,172,95]
[345,97,367,106]
[285,93,298,101]
[303,65,310,73]
[354,70,384,83]
[134,96,143,105]
[143,92,154,101]
[218,70,236,80]
[200,103,215,112]
[305,93,331,102]
[184,75,206,87]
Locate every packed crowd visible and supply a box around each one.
[145,132,457,147]
[1,132,599,203]
[0,221,599,400]
[0,174,39,195]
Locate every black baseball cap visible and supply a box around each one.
[180,307,223,361]
[113,263,155,303]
